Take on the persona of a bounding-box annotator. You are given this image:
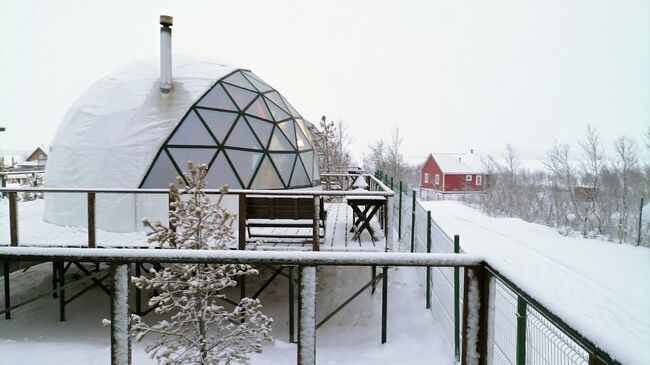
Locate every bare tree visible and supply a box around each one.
[579,125,606,234]
[545,142,582,226]
[386,128,405,180]
[612,136,639,243]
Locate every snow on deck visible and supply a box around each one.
[0,199,383,252]
[421,200,650,365]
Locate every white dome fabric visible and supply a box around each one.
[44,57,236,232]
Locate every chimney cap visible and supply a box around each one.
[160,15,173,27]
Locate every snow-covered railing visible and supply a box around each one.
[0,170,44,197]
[0,174,394,251]
[0,247,485,365]
[376,171,619,365]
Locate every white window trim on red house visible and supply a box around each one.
[476,175,482,186]
[434,174,440,185]
[424,173,429,184]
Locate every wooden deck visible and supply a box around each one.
[244,202,385,252]
[0,200,385,252]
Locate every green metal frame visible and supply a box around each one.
[426,210,432,309]
[453,234,460,361]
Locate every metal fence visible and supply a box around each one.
[376,171,613,365]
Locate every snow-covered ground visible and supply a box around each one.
[0,263,451,364]
[421,200,650,365]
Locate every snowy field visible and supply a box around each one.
[421,200,650,365]
[0,263,451,364]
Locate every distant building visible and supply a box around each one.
[420,152,487,193]
[16,147,48,170]
[25,147,48,164]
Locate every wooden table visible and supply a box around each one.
[346,195,386,242]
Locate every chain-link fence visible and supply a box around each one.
[376,171,605,365]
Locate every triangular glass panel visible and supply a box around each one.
[269,153,296,186]
[206,152,242,189]
[264,91,289,113]
[299,151,314,182]
[245,96,273,121]
[278,121,297,147]
[268,127,294,151]
[280,94,301,117]
[167,148,217,176]
[141,151,182,188]
[197,109,238,144]
[289,158,310,188]
[313,158,321,184]
[223,84,258,110]
[224,117,262,150]
[197,84,237,110]
[224,150,263,188]
[168,111,217,146]
[295,119,315,145]
[242,71,273,93]
[265,96,291,121]
[222,71,256,91]
[250,155,284,189]
[295,124,312,151]
[246,116,274,149]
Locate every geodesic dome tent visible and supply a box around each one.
[141,69,319,190]
[44,57,320,232]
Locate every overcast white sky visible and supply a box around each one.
[0,0,648,163]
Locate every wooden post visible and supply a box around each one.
[3,261,10,319]
[288,266,295,344]
[238,194,246,250]
[1,174,6,199]
[135,263,142,316]
[381,266,388,344]
[9,192,18,246]
[386,195,394,252]
[111,263,132,365]
[297,266,316,365]
[168,191,176,233]
[461,266,493,365]
[588,354,608,365]
[58,261,65,321]
[312,196,320,251]
[87,192,96,248]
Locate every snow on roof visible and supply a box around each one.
[43,56,236,231]
[431,153,485,174]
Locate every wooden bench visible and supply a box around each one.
[238,196,327,251]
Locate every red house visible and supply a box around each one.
[420,153,487,193]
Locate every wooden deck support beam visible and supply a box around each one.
[297,266,316,365]
[110,263,131,365]
[3,261,9,319]
[461,266,493,365]
[87,192,96,248]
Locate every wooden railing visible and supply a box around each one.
[0,174,395,252]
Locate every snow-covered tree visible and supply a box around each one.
[130,162,272,365]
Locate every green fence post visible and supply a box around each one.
[390,176,394,190]
[426,210,432,309]
[638,197,644,245]
[398,181,403,241]
[410,191,416,253]
[453,234,460,362]
[516,296,528,365]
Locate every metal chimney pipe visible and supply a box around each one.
[160,15,173,93]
